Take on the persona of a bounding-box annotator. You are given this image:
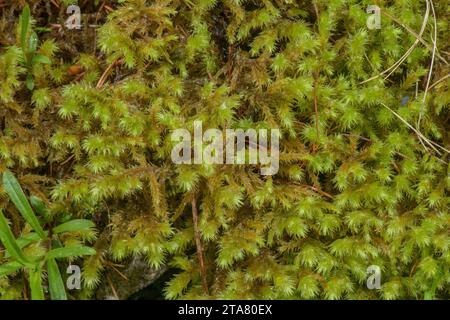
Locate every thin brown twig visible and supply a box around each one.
[360,1,431,85]
[428,73,450,90]
[191,196,209,296]
[60,154,75,166]
[382,10,448,66]
[50,0,60,8]
[106,275,120,300]
[380,103,449,159]
[312,1,319,20]
[418,0,438,127]
[107,263,128,281]
[96,59,121,89]
[293,182,334,199]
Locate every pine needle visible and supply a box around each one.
[360,1,430,85]
[380,103,449,160]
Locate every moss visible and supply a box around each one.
[0,0,449,300]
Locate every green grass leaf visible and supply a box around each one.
[29,31,38,53]
[46,246,96,260]
[30,196,50,219]
[26,74,35,90]
[53,219,96,234]
[29,196,47,214]
[0,261,23,277]
[20,5,30,53]
[32,54,51,65]
[0,210,29,265]
[2,171,46,239]
[29,266,45,300]
[47,258,67,300]
[5,232,41,259]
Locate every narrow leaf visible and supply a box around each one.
[20,5,30,52]
[47,258,67,300]
[30,196,50,223]
[46,246,96,260]
[16,232,41,248]
[0,210,29,265]
[29,196,48,217]
[2,171,46,239]
[32,54,51,65]
[0,261,22,277]
[53,219,96,234]
[29,266,45,300]
[5,232,41,259]
[29,31,38,53]
[26,74,35,90]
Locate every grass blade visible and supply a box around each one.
[5,232,40,259]
[26,74,35,90]
[0,261,23,277]
[29,196,47,216]
[0,210,29,265]
[46,246,96,260]
[2,171,46,239]
[30,196,51,224]
[29,31,38,53]
[20,5,30,53]
[29,266,45,300]
[53,219,96,234]
[47,258,67,300]
[32,54,51,65]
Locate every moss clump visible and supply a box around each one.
[0,0,449,300]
